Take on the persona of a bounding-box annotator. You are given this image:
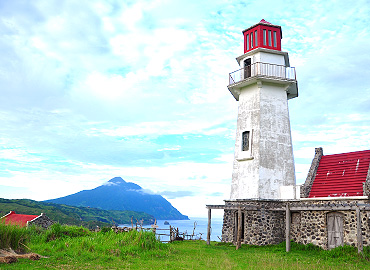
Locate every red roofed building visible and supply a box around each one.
[301,148,370,198]
[1,211,54,228]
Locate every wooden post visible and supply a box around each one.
[356,206,363,254]
[169,225,172,242]
[207,208,211,245]
[286,204,291,252]
[236,207,242,250]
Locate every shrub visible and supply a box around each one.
[0,221,29,251]
[100,227,112,233]
[44,223,91,242]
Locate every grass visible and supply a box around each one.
[0,221,29,251]
[1,222,370,269]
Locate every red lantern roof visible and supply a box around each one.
[242,19,282,53]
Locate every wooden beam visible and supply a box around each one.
[236,207,242,250]
[356,206,363,254]
[289,206,353,211]
[289,205,370,211]
[206,204,370,212]
[206,205,258,210]
[207,208,211,245]
[286,204,291,252]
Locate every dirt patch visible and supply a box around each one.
[0,249,43,264]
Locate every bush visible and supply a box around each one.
[0,221,29,251]
[118,230,163,251]
[100,227,112,233]
[44,223,91,242]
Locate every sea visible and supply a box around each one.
[120,217,223,242]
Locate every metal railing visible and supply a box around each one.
[229,62,296,85]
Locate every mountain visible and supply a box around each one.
[45,177,189,220]
[0,198,154,228]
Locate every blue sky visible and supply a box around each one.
[1,0,370,218]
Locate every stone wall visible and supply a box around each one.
[222,200,285,245]
[290,199,370,249]
[28,213,54,229]
[222,198,370,250]
[363,164,370,196]
[300,147,323,198]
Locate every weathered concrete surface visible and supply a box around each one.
[229,47,296,200]
[230,80,296,200]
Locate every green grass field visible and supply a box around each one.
[1,223,370,269]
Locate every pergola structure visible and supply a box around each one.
[206,202,370,253]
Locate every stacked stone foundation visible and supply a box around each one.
[221,198,370,250]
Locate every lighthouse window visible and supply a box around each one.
[251,33,253,48]
[255,30,258,47]
[263,29,266,45]
[268,30,272,46]
[273,31,277,47]
[242,131,250,151]
[246,34,249,50]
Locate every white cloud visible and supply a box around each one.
[0,148,43,163]
[0,0,369,219]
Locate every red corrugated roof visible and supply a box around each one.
[309,150,370,198]
[1,211,39,227]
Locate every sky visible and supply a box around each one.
[1,0,370,218]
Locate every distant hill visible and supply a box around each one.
[0,198,154,228]
[45,177,189,220]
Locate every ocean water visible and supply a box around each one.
[121,217,223,242]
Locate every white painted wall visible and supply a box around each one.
[230,82,261,199]
[237,48,289,67]
[229,80,296,200]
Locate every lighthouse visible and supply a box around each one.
[206,20,370,249]
[228,19,298,200]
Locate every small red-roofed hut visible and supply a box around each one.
[1,211,54,228]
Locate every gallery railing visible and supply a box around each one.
[229,62,296,85]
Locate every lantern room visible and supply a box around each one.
[243,19,282,53]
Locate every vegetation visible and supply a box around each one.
[0,198,154,229]
[0,221,29,251]
[1,222,370,269]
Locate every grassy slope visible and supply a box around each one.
[0,198,154,228]
[2,227,370,270]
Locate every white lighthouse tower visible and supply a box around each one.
[228,19,298,200]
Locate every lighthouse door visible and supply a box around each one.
[327,212,344,249]
[244,58,251,78]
